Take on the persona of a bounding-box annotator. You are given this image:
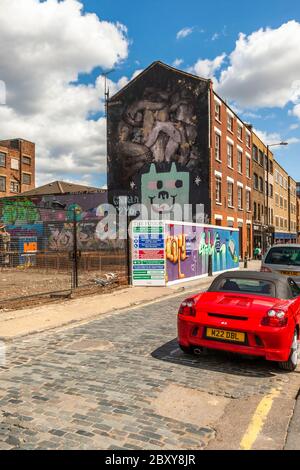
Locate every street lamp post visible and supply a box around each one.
[266,142,288,247]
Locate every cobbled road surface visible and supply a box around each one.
[0,292,298,450]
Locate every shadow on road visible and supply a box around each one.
[151,338,280,378]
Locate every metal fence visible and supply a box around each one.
[0,200,128,307]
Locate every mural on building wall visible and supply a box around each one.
[141,163,190,215]
[108,62,210,221]
[165,224,239,283]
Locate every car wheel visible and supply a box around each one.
[278,330,299,372]
[179,344,194,355]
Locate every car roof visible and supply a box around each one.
[213,270,286,282]
[267,244,300,249]
[208,270,294,299]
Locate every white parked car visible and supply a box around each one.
[261,244,300,285]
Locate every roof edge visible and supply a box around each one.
[109,60,211,102]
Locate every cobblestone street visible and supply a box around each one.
[0,291,299,450]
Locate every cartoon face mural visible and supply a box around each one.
[141,163,189,214]
[108,62,211,221]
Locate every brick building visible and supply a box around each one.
[288,176,297,242]
[0,138,35,197]
[108,61,252,259]
[273,160,295,243]
[297,182,300,243]
[210,90,253,258]
[251,133,274,253]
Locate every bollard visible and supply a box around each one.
[208,253,213,276]
[244,255,248,269]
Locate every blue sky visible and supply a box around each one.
[83,0,300,184]
[0,0,300,187]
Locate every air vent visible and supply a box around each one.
[208,313,248,321]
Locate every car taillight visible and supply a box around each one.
[261,309,288,327]
[178,298,196,317]
[261,266,272,272]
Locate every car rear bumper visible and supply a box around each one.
[178,318,291,362]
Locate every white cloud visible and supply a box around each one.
[176,27,194,40]
[212,33,219,41]
[254,129,282,145]
[188,54,226,79]
[0,0,129,186]
[172,58,183,68]
[291,103,300,120]
[290,123,299,130]
[216,21,300,109]
[254,128,299,146]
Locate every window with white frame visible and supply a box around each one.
[246,132,251,148]
[237,125,243,140]
[227,114,233,132]
[227,143,233,167]
[215,102,221,121]
[10,180,20,193]
[215,133,221,161]
[237,150,243,173]
[246,191,251,211]
[280,196,283,208]
[11,158,19,170]
[246,157,250,178]
[216,177,222,203]
[238,187,243,210]
[228,182,234,207]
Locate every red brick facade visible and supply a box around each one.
[0,139,35,197]
[209,84,252,258]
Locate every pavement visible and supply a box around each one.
[0,260,259,341]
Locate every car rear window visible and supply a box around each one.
[215,278,276,296]
[265,247,300,266]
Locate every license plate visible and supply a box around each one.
[280,271,300,276]
[206,327,245,343]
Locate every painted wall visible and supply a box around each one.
[108,62,211,221]
[165,223,239,284]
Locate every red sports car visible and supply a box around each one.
[178,271,300,371]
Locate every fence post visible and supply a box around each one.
[208,253,213,277]
[72,209,79,288]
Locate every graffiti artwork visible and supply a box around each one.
[165,223,239,284]
[166,233,187,280]
[141,163,189,215]
[108,62,211,220]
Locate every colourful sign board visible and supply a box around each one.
[132,221,166,286]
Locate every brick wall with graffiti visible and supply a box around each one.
[0,192,112,259]
[107,62,211,221]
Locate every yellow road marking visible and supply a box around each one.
[240,387,281,450]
